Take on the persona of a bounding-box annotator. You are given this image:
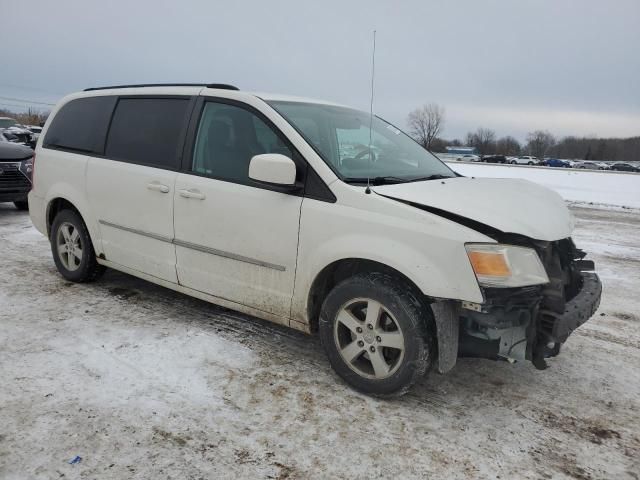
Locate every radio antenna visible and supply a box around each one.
[365,29,377,194]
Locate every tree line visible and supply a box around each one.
[408,103,640,162]
[0,107,48,127]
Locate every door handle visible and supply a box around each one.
[178,188,206,200]
[147,182,170,193]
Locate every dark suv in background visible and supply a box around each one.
[0,142,34,210]
[481,155,507,163]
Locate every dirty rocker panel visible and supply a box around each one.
[98,219,286,272]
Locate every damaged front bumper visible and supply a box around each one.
[433,270,601,374]
[430,237,602,373]
[452,271,601,370]
[532,271,602,368]
[541,272,601,343]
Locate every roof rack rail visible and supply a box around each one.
[83,83,239,92]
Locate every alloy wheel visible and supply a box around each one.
[333,298,405,379]
[56,222,83,271]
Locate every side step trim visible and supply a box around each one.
[98,219,285,271]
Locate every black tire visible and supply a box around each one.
[50,209,105,282]
[319,272,434,397]
[510,160,517,164]
[527,161,533,165]
[14,200,29,211]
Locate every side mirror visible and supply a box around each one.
[249,154,297,188]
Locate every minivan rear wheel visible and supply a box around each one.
[51,209,105,282]
[319,272,434,397]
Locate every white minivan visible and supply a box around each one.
[29,84,601,396]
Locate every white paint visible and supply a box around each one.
[248,154,296,185]
[373,176,573,241]
[446,162,640,209]
[87,159,179,282]
[173,172,302,318]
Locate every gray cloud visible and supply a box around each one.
[2,0,639,141]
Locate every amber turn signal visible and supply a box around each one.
[467,251,511,277]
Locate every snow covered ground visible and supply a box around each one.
[1,203,639,479]
[446,162,640,209]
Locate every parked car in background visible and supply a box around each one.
[510,155,540,165]
[1,129,17,143]
[573,161,609,170]
[481,155,507,164]
[28,83,602,396]
[0,117,36,148]
[0,141,34,210]
[457,153,481,162]
[543,158,571,168]
[26,125,43,142]
[610,162,640,173]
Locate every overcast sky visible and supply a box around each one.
[1,0,639,141]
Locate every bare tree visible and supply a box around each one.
[526,130,556,159]
[496,136,521,156]
[0,107,49,127]
[407,103,444,149]
[549,135,638,162]
[466,127,496,155]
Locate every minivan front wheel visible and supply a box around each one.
[319,272,434,396]
[51,209,105,282]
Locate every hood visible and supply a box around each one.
[0,142,34,161]
[373,177,573,241]
[5,125,32,135]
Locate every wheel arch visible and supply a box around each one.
[47,197,80,236]
[305,258,429,334]
[45,195,103,256]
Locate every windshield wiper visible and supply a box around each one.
[405,174,454,182]
[343,174,455,186]
[342,176,410,185]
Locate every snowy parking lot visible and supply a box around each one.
[446,162,640,209]
[1,203,639,479]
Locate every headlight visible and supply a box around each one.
[465,243,549,288]
[19,157,34,181]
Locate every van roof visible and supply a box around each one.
[83,83,239,91]
[78,84,350,109]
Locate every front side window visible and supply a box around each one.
[105,97,190,169]
[192,101,293,184]
[269,101,454,184]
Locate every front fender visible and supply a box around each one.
[292,198,488,325]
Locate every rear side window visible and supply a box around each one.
[105,97,190,169]
[44,96,116,153]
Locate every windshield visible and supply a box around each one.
[0,118,19,128]
[268,101,455,183]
